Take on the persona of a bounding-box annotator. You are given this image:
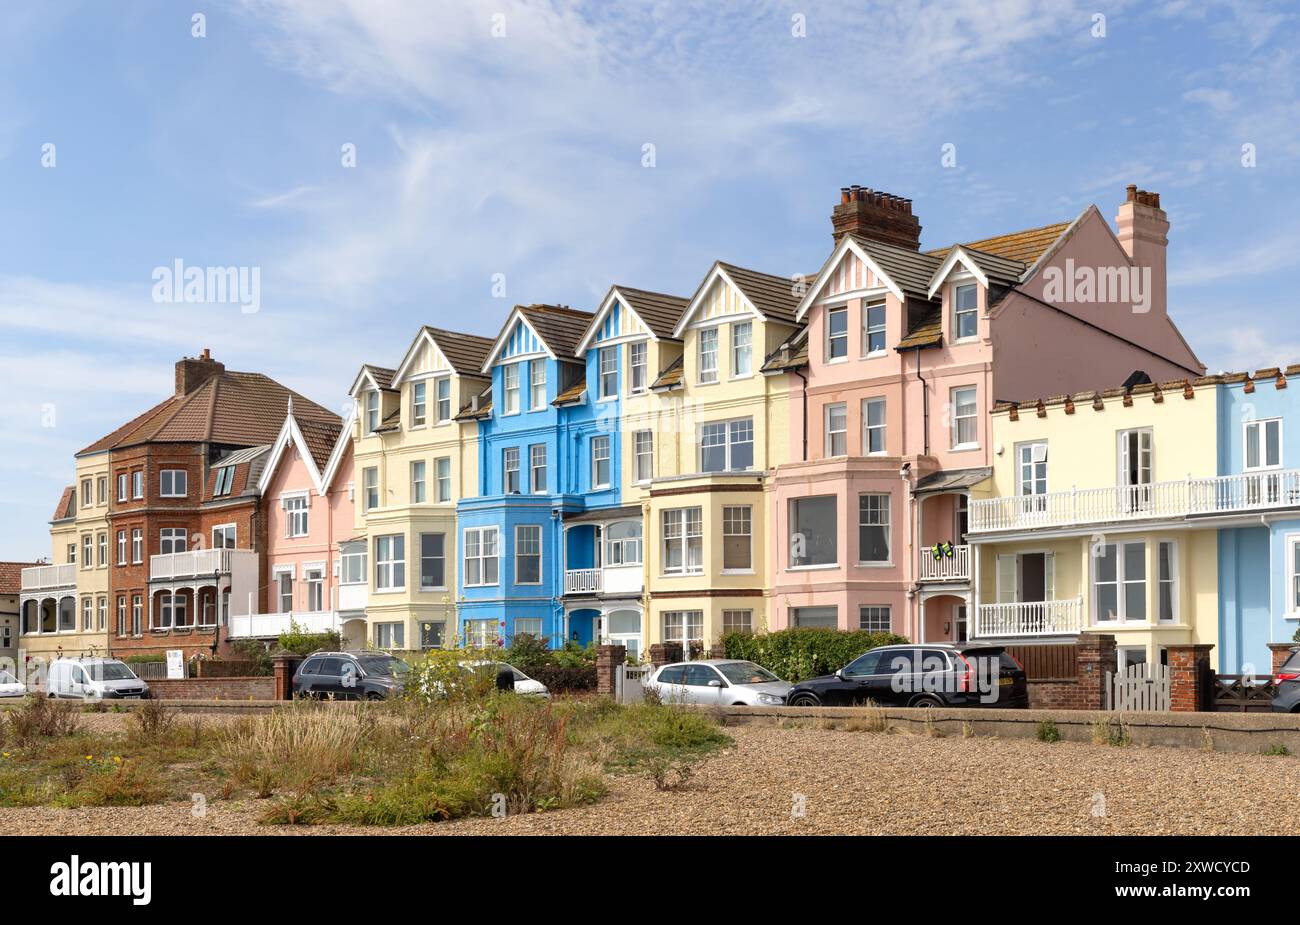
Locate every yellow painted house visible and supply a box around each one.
[19,450,114,667]
[348,327,494,652]
[967,378,1220,669]
[638,261,800,655]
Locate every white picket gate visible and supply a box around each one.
[615,663,653,704]
[1106,662,1171,711]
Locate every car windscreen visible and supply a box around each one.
[0,670,16,684]
[92,663,139,681]
[358,656,408,676]
[716,662,780,684]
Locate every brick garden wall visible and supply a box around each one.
[146,676,274,700]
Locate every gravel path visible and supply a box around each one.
[5,724,1299,835]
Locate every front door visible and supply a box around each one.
[1019,553,1046,602]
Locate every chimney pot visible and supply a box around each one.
[830,184,922,249]
[840,187,851,204]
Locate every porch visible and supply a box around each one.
[562,506,644,598]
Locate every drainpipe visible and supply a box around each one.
[914,347,929,457]
[793,367,809,461]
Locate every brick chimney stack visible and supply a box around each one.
[175,348,225,396]
[1115,184,1169,318]
[831,185,922,250]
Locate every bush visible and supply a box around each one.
[227,639,273,675]
[278,622,343,657]
[721,628,908,682]
[526,664,597,693]
[8,697,81,744]
[1036,719,1061,743]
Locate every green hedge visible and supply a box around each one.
[721,628,908,682]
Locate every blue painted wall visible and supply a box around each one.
[455,312,624,648]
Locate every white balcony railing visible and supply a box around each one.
[20,563,77,592]
[228,610,341,639]
[973,598,1083,638]
[564,568,602,594]
[918,544,971,582]
[970,469,1300,534]
[150,548,239,580]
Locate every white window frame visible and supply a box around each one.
[661,507,703,576]
[375,534,406,592]
[731,321,752,378]
[364,390,380,434]
[863,301,886,356]
[662,610,704,652]
[117,473,128,502]
[283,493,309,537]
[634,430,653,483]
[628,341,647,394]
[863,397,886,455]
[463,526,500,587]
[435,457,451,502]
[591,435,611,489]
[435,376,452,424]
[722,609,753,634]
[824,403,847,457]
[116,530,127,565]
[363,467,379,511]
[699,417,754,473]
[419,532,446,591]
[1243,417,1283,471]
[788,495,837,569]
[826,306,848,362]
[159,527,187,555]
[212,523,236,549]
[515,524,542,585]
[213,465,235,496]
[605,520,643,566]
[951,386,978,449]
[411,380,427,427]
[698,327,719,384]
[529,359,547,410]
[953,283,978,341]
[859,605,891,633]
[530,444,547,494]
[503,447,521,494]
[1157,540,1178,623]
[1092,540,1148,624]
[160,469,188,498]
[858,493,891,565]
[131,528,142,564]
[132,470,144,499]
[410,460,427,503]
[598,346,617,400]
[503,362,521,415]
[722,505,752,573]
[1288,534,1300,619]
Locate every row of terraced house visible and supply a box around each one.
[15,184,1299,677]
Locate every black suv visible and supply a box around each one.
[292,651,410,700]
[786,643,1028,708]
[1272,647,1300,712]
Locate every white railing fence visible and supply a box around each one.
[917,544,971,581]
[971,469,1300,533]
[149,548,232,580]
[973,597,1083,637]
[228,610,341,639]
[20,563,77,591]
[564,568,602,594]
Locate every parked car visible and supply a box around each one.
[0,670,26,698]
[460,661,550,698]
[46,658,150,700]
[646,659,791,706]
[1272,647,1300,712]
[292,651,410,700]
[785,644,1028,709]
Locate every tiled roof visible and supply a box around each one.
[0,561,42,594]
[650,355,684,391]
[295,418,343,471]
[519,305,595,360]
[362,365,397,390]
[955,246,1027,286]
[926,221,1071,266]
[552,381,587,407]
[719,262,800,325]
[896,304,944,350]
[52,486,75,521]
[82,370,338,453]
[761,326,809,373]
[455,386,492,421]
[845,235,944,297]
[615,287,690,339]
[422,327,494,376]
[207,445,271,501]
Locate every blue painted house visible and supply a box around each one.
[456,303,628,649]
[1216,367,1300,674]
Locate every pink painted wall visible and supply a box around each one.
[262,439,355,614]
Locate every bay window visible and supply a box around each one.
[789,495,836,568]
[662,507,703,575]
[700,418,753,472]
[463,526,499,586]
[375,535,406,591]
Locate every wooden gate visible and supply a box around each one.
[1106,662,1171,711]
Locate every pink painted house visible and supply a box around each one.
[227,404,367,648]
[766,184,1203,643]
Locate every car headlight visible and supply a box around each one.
[756,693,785,705]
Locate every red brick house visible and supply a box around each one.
[80,349,339,659]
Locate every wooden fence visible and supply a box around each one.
[1004,643,1077,680]
[1212,674,1277,713]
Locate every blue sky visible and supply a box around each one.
[2,0,1298,559]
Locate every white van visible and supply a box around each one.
[46,658,150,700]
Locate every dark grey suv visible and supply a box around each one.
[293,651,410,700]
[1272,647,1300,712]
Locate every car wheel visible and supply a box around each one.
[909,695,943,709]
[365,691,384,701]
[787,692,821,707]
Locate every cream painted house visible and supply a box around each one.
[968,378,1220,668]
[638,261,799,654]
[349,327,494,651]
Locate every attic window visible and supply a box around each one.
[954,285,978,341]
[213,466,235,497]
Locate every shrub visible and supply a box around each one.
[1036,719,1061,743]
[721,628,908,682]
[1090,717,1131,747]
[1263,743,1290,757]
[504,634,553,673]
[277,621,343,657]
[8,697,81,744]
[60,759,166,807]
[227,639,273,675]
[526,664,597,693]
[128,699,177,745]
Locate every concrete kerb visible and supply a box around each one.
[708,705,1300,754]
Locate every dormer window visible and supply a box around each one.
[826,307,848,361]
[863,302,886,355]
[731,322,752,377]
[436,377,452,423]
[213,466,235,497]
[503,363,521,415]
[953,284,978,341]
[364,390,380,434]
[411,381,427,427]
[698,328,719,384]
[628,341,648,394]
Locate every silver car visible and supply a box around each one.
[647,659,790,706]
